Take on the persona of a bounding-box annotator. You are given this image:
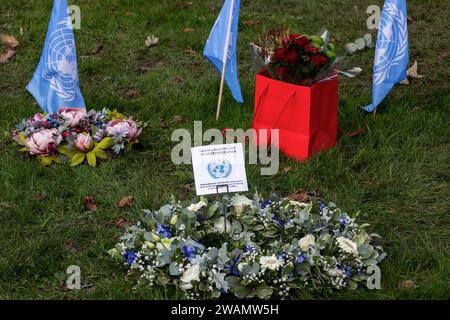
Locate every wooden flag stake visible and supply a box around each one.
[216,0,235,121]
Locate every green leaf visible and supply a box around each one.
[94,148,109,160]
[86,151,97,167]
[71,153,86,166]
[40,156,55,166]
[58,145,73,156]
[207,204,219,218]
[96,137,114,150]
[252,285,273,299]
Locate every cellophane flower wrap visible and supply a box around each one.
[250,29,344,86]
[11,108,146,166]
[110,193,386,300]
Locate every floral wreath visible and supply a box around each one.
[12,108,146,166]
[110,193,386,300]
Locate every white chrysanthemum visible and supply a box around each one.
[336,237,358,256]
[213,218,231,233]
[298,234,316,251]
[260,255,284,271]
[180,264,201,291]
[187,200,207,212]
[231,194,253,214]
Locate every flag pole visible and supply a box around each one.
[216,0,235,121]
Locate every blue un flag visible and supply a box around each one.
[364,0,408,112]
[27,0,85,114]
[203,0,243,104]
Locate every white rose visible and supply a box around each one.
[336,237,358,256]
[180,264,201,290]
[231,194,253,214]
[298,234,316,251]
[187,200,207,212]
[259,255,283,271]
[212,218,231,233]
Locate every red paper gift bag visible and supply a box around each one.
[252,73,338,161]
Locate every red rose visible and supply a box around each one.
[277,67,288,78]
[289,34,301,40]
[283,50,298,64]
[295,36,310,48]
[311,55,329,67]
[63,131,70,137]
[282,37,291,47]
[273,48,287,61]
[305,45,319,53]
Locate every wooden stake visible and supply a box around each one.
[216,0,235,121]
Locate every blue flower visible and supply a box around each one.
[277,252,287,260]
[156,223,171,239]
[123,250,137,265]
[319,201,326,211]
[339,216,347,227]
[244,244,255,253]
[225,256,241,276]
[182,245,196,261]
[296,254,306,264]
[261,200,271,209]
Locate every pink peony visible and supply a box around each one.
[106,119,142,141]
[25,129,63,156]
[58,107,87,127]
[75,133,94,152]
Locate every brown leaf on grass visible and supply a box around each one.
[0,34,19,48]
[160,118,169,129]
[123,89,140,100]
[118,196,134,208]
[0,48,16,64]
[172,115,184,124]
[137,64,151,74]
[282,165,293,174]
[399,280,416,289]
[439,51,449,59]
[174,75,185,83]
[116,218,127,228]
[344,128,366,138]
[288,189,310,203]
[145,35,159,48]
[183,28,195,33]
[185,47,198,56]
[243,20,262,27]
[90,43,103,55]
[34,192,47,201]
[178,1,194,9]
[406,61,425,79]
[181,184,192,197]
[84,196,97,210]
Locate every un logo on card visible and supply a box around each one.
[207,160,232,179]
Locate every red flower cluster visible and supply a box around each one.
[269,33,334,84]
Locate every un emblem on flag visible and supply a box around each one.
[42,18,79,101]
[207,160,232,179]
[373,3,408,85]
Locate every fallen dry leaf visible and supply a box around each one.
[288,189,310,203]
[399,280,416,289]
[174,75,185,83]
[34,193,47,201]
[178,1,194,9]
[0,48,16,64]
[91,43,103,55]
[84,196,97,210]
[183,28,195,33]
[0,34,19,48]
[145,35,159,48]
[185,47,198,56]
[243,20,262,27]
[406,60,425,79]
[172,115,184,124]
[344,128,366,138]
[123,89,140,100]
[160,118,169,129]
[439,51,449,59]
[116,218,127,228]
[282,165,293,174]
[118,196,134,208]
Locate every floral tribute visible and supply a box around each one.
[11,108,146,166]
[251,29,340,85]
[109,194,386,300]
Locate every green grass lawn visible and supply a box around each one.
[0,0,449,299]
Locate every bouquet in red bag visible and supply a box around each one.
[250,29,343,161]
[250,29,343,86]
